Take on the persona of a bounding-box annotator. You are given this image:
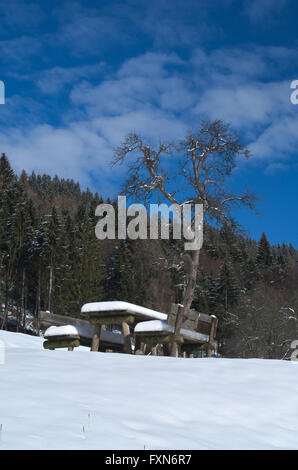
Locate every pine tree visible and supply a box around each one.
[216,261,239,310]
[256,233,273,266]
[106,239,141,303]
[77,213,104,307]
[240,257,259,290]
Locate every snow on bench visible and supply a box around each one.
[39,311,124,348]
[39,311,124,350]
[43,325,80,351]
[44,325,79,337]
[134,305,218,357]
[135,320,209,343]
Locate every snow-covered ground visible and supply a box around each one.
[0,330,297,450]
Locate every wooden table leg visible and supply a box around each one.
[122,321,132,354]
[91,323,102,352]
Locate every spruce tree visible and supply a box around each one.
[216,261,239,310]
[256,233,273,266]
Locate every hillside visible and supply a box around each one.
[0,330,297,450]
[0,153,298,359]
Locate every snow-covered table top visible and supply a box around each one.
[81,301,168,321]
[135,320,209,343]
[44,325,79,338]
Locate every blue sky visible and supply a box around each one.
[0,0,298,246]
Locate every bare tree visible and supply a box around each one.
[113,120,257,316]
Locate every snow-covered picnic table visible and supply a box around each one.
[81,301,218,357]
[81,301,168,353]
[40,302,217,357]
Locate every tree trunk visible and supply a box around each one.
[35,266,41,333]
[16,306,21,332]
[48,265,53,312]
[1,280,9,330]
[23,282,27,332]
[182,249,200,312]
[170,250,200,357]
[21,270,25,332]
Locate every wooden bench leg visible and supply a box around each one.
[122,321,132,354]
[171,304,184,358]
[91,323,102,352]
[206,317,218,358]
[134,335,141,355]
[143,343,151,355]
[163,344,170,356]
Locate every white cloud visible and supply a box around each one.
[51,2,135,57]
[118,52,184,78]
[249,116,298,161]
[0,35,42,64]
[242,0,290,24]
[0,123,111,189]
[196,81,292,129]
[264,162,290,175]
[0,110,186,194]
[68,47,298,174]
[70,52,193,117]
[0,0,44,31]
[2,46,298,188]
[36,63,106,94]
[93,110,187,147]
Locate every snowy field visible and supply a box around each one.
[0,330,298,450]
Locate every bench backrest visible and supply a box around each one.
[168,303,217,338]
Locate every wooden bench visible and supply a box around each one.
[39,311,124,351]
[134,304,218,357]
[43,325,80,351]
[81,301,167,353]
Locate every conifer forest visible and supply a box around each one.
[0,152,297,359]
